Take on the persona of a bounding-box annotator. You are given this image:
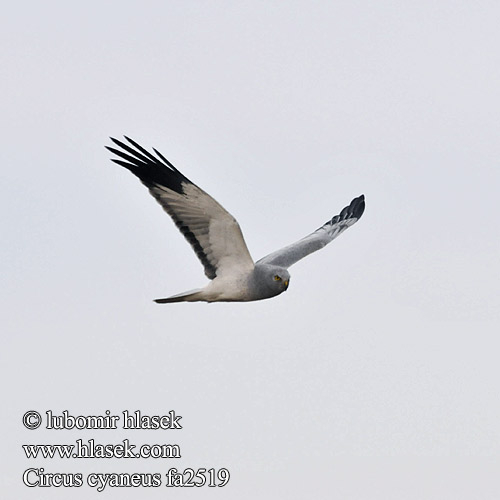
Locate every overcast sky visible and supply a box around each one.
[2,1,499,499]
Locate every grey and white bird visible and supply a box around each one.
[106,136,365,303]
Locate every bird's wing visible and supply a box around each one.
[106,136,254,279]
[257,195,365,269]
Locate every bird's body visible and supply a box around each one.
[106,136,365,303]
[157,264,290,303]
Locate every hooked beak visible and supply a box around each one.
[284,280,289,290]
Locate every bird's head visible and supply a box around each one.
[251,264,290,299]
[271,270,290,292]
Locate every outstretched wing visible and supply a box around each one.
[106,136,254,279]
[257,195,365,269]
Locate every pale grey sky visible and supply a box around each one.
[2,1,499,498]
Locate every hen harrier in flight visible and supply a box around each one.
[107,137,365,303]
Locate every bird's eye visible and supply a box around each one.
[274,275,281,281]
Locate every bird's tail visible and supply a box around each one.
[154,288,205,304]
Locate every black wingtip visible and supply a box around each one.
[353,194,365,219]
[106,135,190,195]
[329,194,365,226]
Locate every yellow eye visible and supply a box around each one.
[274,275,281,281]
